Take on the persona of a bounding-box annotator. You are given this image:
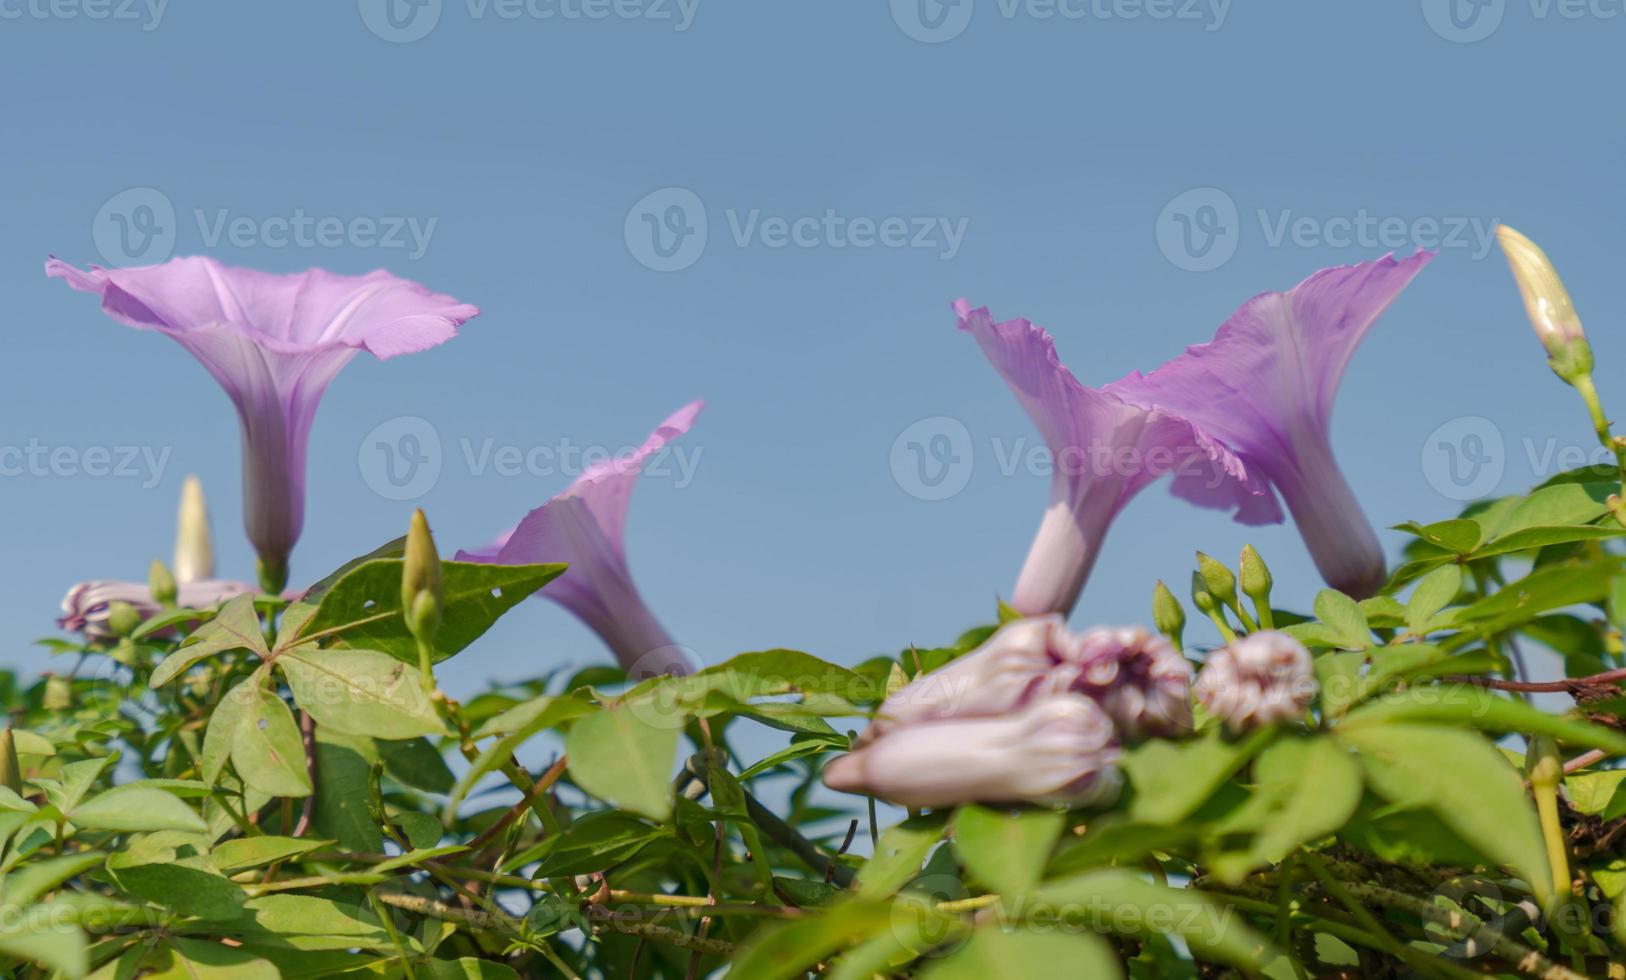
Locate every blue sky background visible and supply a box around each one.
[3,0,1623,702]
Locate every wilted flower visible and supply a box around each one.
[1106,252,1434,598]
[59,579,255,641]
[47,256,479,591]
[957,301,1268,617]
[1193,631,1316,733]
[1063,625,1193,739]
[823,694,1122,809]
[459,403,702,677]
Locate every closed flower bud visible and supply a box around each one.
[1497,225,1592,381]
[1061,626,1193,739]
[824,694,1121,809]
[43,674,72,712]
[0,730,21,794]
[1190,571,1218,616]
[1239,544,1271,602]
[1196,552,1237,608]
[1193,631,1316,733]
[402,510,444,641]
[1152,580,1185,645]
[149,559,178,607]
[173,475,214,585]
[105,601,143,638]
[861,616,1064,745]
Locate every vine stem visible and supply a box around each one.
[1446,666,1626,693]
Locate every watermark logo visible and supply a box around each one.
[360,416,444,501]
[92,187,438,264]
[891,417,975,501]
[625,187,708,272]
[1422,0,1506,41]
[1421,416,1505,501]
[1156,187,1240,273]
[625,188,969,271]
[358,0,443,41]
[94,187,177,266]
[891,0,975,42]
[359,0,699,41]
[1155,187,1499,271]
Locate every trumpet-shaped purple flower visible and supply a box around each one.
[957,301,1270,617]
[46,256,479,590]
[60,579,255,641]
[458,403,702,677]
[1106,252,1434,598]
[824,693,1122,809]
[1193,631,1317,733]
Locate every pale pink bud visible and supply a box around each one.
[824,694,1121,809]
[1060,625,1194,739]
[59,579,255,640]
[1193,631,1316,733]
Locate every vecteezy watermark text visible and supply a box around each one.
[0,0,166,30]
[358,416,705,501]
[1420,415,1626,501]
[1155,187,1498,272]
[93,187,438,266]
[890,0,1230,43]
[624,187,969,272]
[0,440,171,489]
[357,0,699,42]
[1423,0,1626,43]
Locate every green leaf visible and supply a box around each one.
[728,899,894,980]
[1335,723,1550,904]
[1339,794,1493,869]
[1393,519,1481,554]
[220,894,412,952]
[378,737,455,794]
[71,784,206,834]
[1206,736,1363,881]
[278,646,446,740]
[1047,820,1194,877]
[311,729,381,853]
[1564,769,1626,820]
[1023,870,1278,969]
[0,851,105,908]
[921,928,1122,980]
[448,694,593,817]
[212,836,333,873]
[150,594,268,687]
[1314,651,1366,721]
[134,938,280,980]
[1122,728,1272,825]
[294,559,565,665]
[1491,482,1613,537]
[1313,590,1370,649]
[565,709,678,822]
[858,815,948,899]
[1456,558,1624,633]
[503,811,667,876]
[952,805,1064,895]
[422,959,522,980]
[231,683,313,798]
[0,921,84,979]
[202,678,254,785]
[1405,565,1462,632]
[107,852,247,921]
[1340,685,1626,755]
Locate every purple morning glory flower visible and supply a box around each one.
[957,301,1269,616]
[46,256,479,591]
[1193,631,1317,733]
[60,579,255,641]
[1106,252,1435,598]
[458,402,703,677]
[1064,625,1194,739]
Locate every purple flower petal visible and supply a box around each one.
[1105,252,1433,597]
[47,256,478,586]
[956,300,1270,616]
[458,402,703,677]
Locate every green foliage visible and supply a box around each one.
[11,464,1626,979]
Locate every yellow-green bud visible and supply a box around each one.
[173,475,214,584]
[1239,544,1272,599]
[106,601,143,638]
[149,559,178,607]
[1497,225,1593,383]
[402,509,444,641]
[43,675,72,712]
[0,730,21,794]
[1190,571,1218,616]
[1152,580,1185,649]
[1196,552,1237,607]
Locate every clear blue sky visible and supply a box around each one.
[4,1,1623,695]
